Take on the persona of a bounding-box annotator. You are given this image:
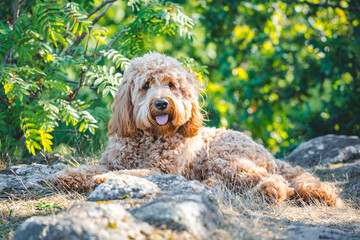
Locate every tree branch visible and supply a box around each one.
[63,78,97,89]
[67,40,100,101]
[283,0,360,12]
[52,129,77,133]
[18,0,27,9]
[2,0,19,65]
[88,0,116,18]
[63,79,78,85]
[93,29,129,65]
[64,0,116,55]
[92,2,114,25]
[0,95,9,108]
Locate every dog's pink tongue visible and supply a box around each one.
[155,114,169,126]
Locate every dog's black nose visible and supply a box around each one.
[154,99,168,111]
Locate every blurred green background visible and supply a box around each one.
[0,0,359,164]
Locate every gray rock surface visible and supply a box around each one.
[343,179,360,202]
[13,201,156,240]
[87,174,219,239]
[315,159,360,181]
[285,134,360,167]
[286,223,360,240]
[145,174,214,197]
[131,192,219,240]
[0,163,65,192]
[14,174,218,239]
[88,175,160,201]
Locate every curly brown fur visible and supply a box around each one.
[52,52,343,207]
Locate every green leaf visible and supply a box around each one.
[89,127,95,135]
[72,21,79,34]
[97,82,106,93]
[45,29,50,43]
[94,77,104,86]
[78,24,83,36]
[50,30,58,47]
[30,145,36,155]
[32,141,42,150]
[102,86,110,97]
[79,122,85,132]
[55,33,68,46]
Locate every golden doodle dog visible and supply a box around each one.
[53,52,342,207]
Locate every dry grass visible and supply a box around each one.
[0,186,85,239]
[271,201,360,231]
[212,184,360,239]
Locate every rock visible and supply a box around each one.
[285,135,360,167]
[315,159,360,181]
[88,174,219,239]
[130,175,219,239]
[13,201,157,240]
[345,179,360,194]
[88,175,160,201]
[131,192,219,240]
[15,152,97,166]
[328,160,360,180]
[0,163,66,192]
[286,223,360,240]
[342,179,360,204]
[144,174,214,197]
[13,173,219,239]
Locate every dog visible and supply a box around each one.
[53,52,342,207]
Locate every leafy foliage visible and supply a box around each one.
[35,201,62,211]
[179,0,360,154]
[1,0,359,163]
[0,0,195,163]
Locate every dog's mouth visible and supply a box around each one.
[155,114,169,126]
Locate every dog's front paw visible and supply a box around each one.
[52,169,90,192]
[92,172,121,184]
[254,175,294,204]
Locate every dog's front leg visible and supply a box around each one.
[52,164,109,192]
[92,168,161,184]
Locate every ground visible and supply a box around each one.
[1,135,360,239]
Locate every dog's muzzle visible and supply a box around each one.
[154,99,168,111]
[154,99,170,126]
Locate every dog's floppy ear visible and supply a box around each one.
[178,101,203,138]
[178,71,204,138]
[107,79,137,137]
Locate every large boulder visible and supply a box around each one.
[286,223,360,240]
[13,202,161,240]
[0,163,65,193]
[284,135,360,167]
[88,175,161,201]
[131,192,219,240]
[144,174,215,197]
[13,174,219,240]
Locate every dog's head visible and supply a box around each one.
[107,52,203,138]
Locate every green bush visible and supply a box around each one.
[0,0,195,163]
[1,0,359,163]
[177,0,360,154]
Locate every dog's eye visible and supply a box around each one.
[168,82,174,88]
[143,82,150,90]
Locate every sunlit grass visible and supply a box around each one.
[212,184,360,239]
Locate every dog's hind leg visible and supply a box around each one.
[203,157,294,204]
[274,159,343,207]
